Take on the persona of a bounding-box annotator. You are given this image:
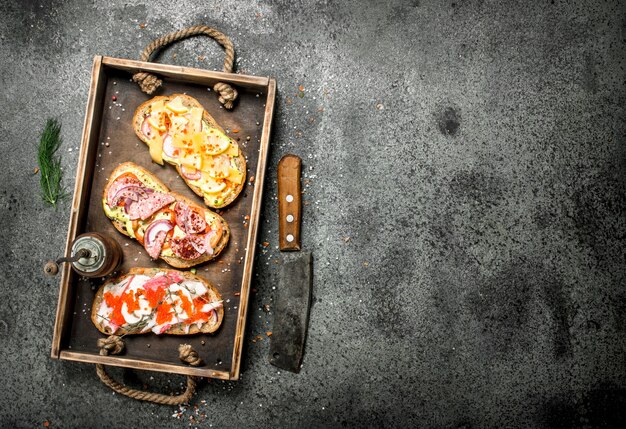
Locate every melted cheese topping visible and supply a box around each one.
[144,96,245,207]
[96,272,222,335]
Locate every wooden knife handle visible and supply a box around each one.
[278,154,302,251]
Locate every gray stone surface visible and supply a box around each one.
[1,0,625,427]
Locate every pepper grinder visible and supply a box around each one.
[44,232,122,278]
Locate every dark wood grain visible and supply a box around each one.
[230,78,276,379]
[60,351,230,379]
[52,56,106,358]
[277,155,302,251]
[102,57,270,89]
[51,57,275,380]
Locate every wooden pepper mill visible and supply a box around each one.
[44,232,122,278]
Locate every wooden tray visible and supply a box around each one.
[51,56,275,380]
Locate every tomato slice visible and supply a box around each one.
[160,208,176,223]
[134,220,145,244]
[161,240,171,251]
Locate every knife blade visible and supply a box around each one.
[269,154,313,373]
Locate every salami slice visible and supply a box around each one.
[127,193,175,220]
[170,234,205,260]
[143,219,174,259]
[106,173,144,207]
[174,202,188,231]
[145,230,167,259]
[174,202,207,234]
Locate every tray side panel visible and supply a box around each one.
[230,78,276,379]
[52,56,106,358]
[102,57,269,89]
[60,351,231,379]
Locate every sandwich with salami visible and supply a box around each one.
[102,162,229,268]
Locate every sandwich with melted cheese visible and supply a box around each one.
[133,94,246,209]
[102,162,229,268]
[92,268,224,335]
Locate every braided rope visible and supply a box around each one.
[95,336,203,405]
[132,25,238,109]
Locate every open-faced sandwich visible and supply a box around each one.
[133,94,246,209]
[92,268,223,335]
[103,162,229,268]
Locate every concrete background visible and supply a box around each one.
[1,0,625,427]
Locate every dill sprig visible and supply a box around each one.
[97,309,157,337]
[37,118,67,207]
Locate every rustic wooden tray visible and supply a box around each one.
[51,56,275,380]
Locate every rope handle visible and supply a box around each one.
[96,335,202,405]
[132,25,238,109]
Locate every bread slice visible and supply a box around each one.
[91,267,224,336]
[102,162,230,269]
[132,94,246,209]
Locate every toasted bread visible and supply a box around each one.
[102,162,229,269]
[91,267,224,336]
[132,94,246,209]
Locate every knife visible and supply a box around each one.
[269,154,313,373]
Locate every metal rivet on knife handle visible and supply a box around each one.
[278,154,302,251]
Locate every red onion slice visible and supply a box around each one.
[120,275,135,296]
[141,116,153,138]
[106,176,144,207]
[146,230,167,259]
[144,220,174,246]
[163,134,177,158]
[117,190,141,202]
[204,231,216,255]
[144,220,174,259]
[209,154,231,178]
[124,197,134,213]
[181,164,201,180]
[114,186,148,202]
[201,301,222,313]
[107,185,152,207]
[115,187,151,213]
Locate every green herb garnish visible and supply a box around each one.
[166,288,182,324]
[37,118,67,207]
